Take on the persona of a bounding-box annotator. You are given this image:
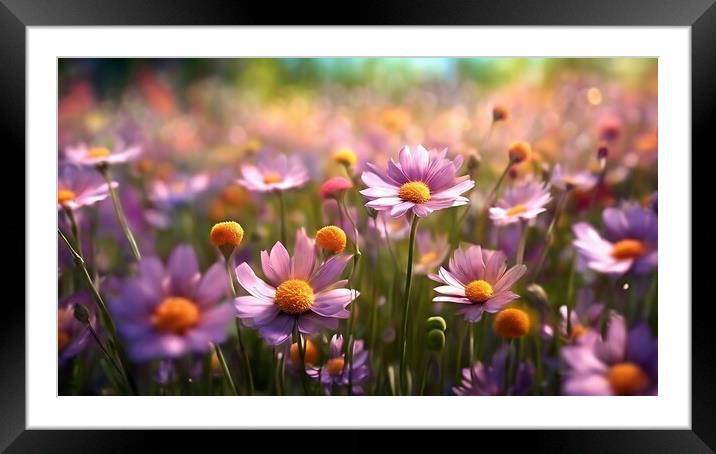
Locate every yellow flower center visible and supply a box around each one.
[325,357,345,376]
[315,226,347,254]
[506,204,528,217]
[58,330,70,353]
[263,172,282,184]
[290,339,318,366]
[611,239,647,260]
[608,362,649,395]
[464,279,494,303]
[210,221,245,248]
[419,251,438,266]
[398,181,431,204]
[88,147,111,158]
[494,308,530,338]
[58,189,77,205]
[275,279,314,315]
[151,297,200,334]
[333,148,358,167]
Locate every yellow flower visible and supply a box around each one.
[315,226,347,254]
[333,147,357,167]
[210,221,244,249]
[494,308,530,338]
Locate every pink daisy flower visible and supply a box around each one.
[550,164,598,191]
[234,229,359,345]
[65,142,142,167]
[489,179,552,226]
[57,164,116,211]
[429,245,526,323]
[360,145,474,218]
[237,154,309,193]
[572,202,657,275]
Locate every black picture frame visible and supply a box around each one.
[4,0,710,451]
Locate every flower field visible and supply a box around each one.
[57,58,657,396]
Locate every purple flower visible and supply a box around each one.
[413,231,449,275]
[562,314,657,395]
[234,229,359,345]
[541,289,604,343]
[550,164,598,191]
[572,202,657,275]
[64,142,142,167]
[237,153,309,192]
[307,334,370,395]
[109,245,235,361]
[453,346,533,395]
[58,164,115,211]
[149,172,210,209]
[489,178,552,226]
[58,292,96,365]
[429,245,526,323]
[360,145,474,218]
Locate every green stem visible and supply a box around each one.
[58,228,138,395]
[398,215,420,395]
[532,189,570,280]
[213,343,239,395]
[516,221,529,266]
[420,354,432,396]
[468,322,476,363]
[294,324,310,395]
[277,191,287,246]
[477,161,513,241]
[380,216,398,267]
[100,167,141,261]
[85,323,124,385]
[63,207,83,258]
[532,335,543,395]
[225,257,254,395]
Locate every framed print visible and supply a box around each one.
[4,0,712,451]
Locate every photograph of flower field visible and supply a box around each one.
[57,58,657,396]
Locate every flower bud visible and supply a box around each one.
[492,105,509,122]
[426,329,446,351]
[426,316,447,332]
[525,283,549,307]
[73,303,91,325]
[508,141,531,164]
[494,308,530,338]
[467,151,482,172]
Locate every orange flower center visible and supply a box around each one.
[398,181,431,204]
[263,172,283,185]
[88,147,111,158]
[275,279,314,315]
[325,357,345,376]
[151,297,200,334]
[210,221,245,248]
[464,279,494,303]
[506,204,528,217]
[611,239,647,260]
[58,189,77,205]
[316,226,348,254]
[570,324,588,341]
[290,339,318,365]
[608,362,649,395]
[58,330,70,353]
[494,308,530,338]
